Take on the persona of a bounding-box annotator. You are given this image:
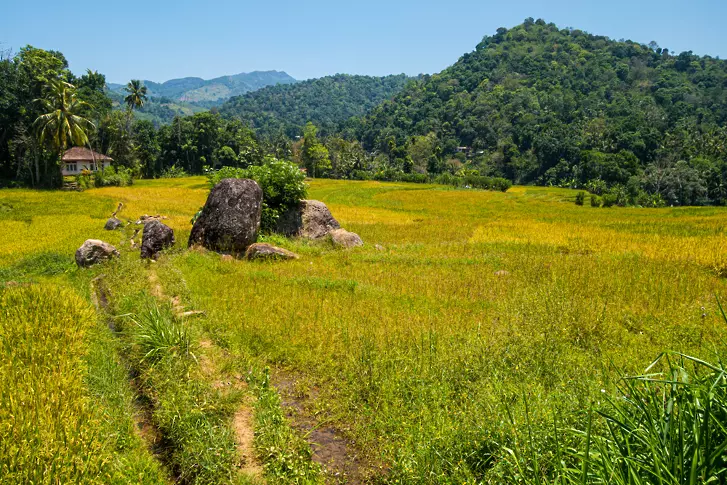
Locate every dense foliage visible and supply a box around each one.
[0,47,109,187]
[207,157,307,231]
[219,74,412,138]
[348,19,727,204]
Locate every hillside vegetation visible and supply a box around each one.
[349,19,727,202]
[219,74,412,137]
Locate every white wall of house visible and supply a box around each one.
[61,161,111,176]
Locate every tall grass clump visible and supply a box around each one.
[507,307,727,484]
[582,352,727,484]
[132,302,192,364]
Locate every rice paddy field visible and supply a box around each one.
[2,177,727,484]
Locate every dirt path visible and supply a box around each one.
[274,375,369,485]
[149,267,265,481]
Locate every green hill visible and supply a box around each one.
[218,74,413,137]
[350,18,727,190]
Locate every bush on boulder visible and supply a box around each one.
[206,157,306,232]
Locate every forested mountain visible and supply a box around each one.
[349,18,727,197]
[219,74,413,138]
[105,71,297,126]
[107,70,296,103]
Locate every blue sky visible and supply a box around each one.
[1,0,725,84]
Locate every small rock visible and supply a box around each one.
[245,243,299,261]
[135,214,168,225]
[220,254,235,262]
[374,244,385,251]
[75,239,119,267]
[141,220,175,259]
[329,229,363,249]
[104,217,122,230]
[494,270,510,277]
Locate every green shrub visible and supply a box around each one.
[575,191,585,206]
[207,157,307,232]
[590,194,601,207]
[601,192,617,208]
[434,173,512,192]
[75,170,93,189]
[160,164,189,178]
[94,166,133,187]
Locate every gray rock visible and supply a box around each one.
[329,228,363,248]
[276,200,340,239]
[245,243,299,261]
[104,217,122,230]
[141,220,175,259]
[188,178,262,254]
[75,239,119,267]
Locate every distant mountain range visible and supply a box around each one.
[107,70,297,104]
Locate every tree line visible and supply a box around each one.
[3,18,727,205]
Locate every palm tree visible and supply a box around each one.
[124,79,147,111]
[34,79,95,167]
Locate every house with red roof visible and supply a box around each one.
[61,147,113,176]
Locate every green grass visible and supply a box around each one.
[2,177,727,483]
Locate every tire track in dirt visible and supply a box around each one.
[198,338,264,481]
[274,375,370,485]
[151,264,264,483]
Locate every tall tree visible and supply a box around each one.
[301,122,330,178]
[33,79,94,181]
[124,79,147,111]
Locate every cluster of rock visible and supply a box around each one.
[76,207,176,267]
[76,177,363,267]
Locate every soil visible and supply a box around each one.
[274,375,368,485]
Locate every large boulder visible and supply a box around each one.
[75,239,119,267]
[104,217,122,230]
[188,178,262,254]
[245,243,299,261]
[276,200,340,239]
[141,220,175,259]
[329,228,363,249]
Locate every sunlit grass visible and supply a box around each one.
[3,178,727,482]
[0,285,166,483]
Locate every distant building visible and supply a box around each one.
[454,146,471,154]
[61,147,113,176]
